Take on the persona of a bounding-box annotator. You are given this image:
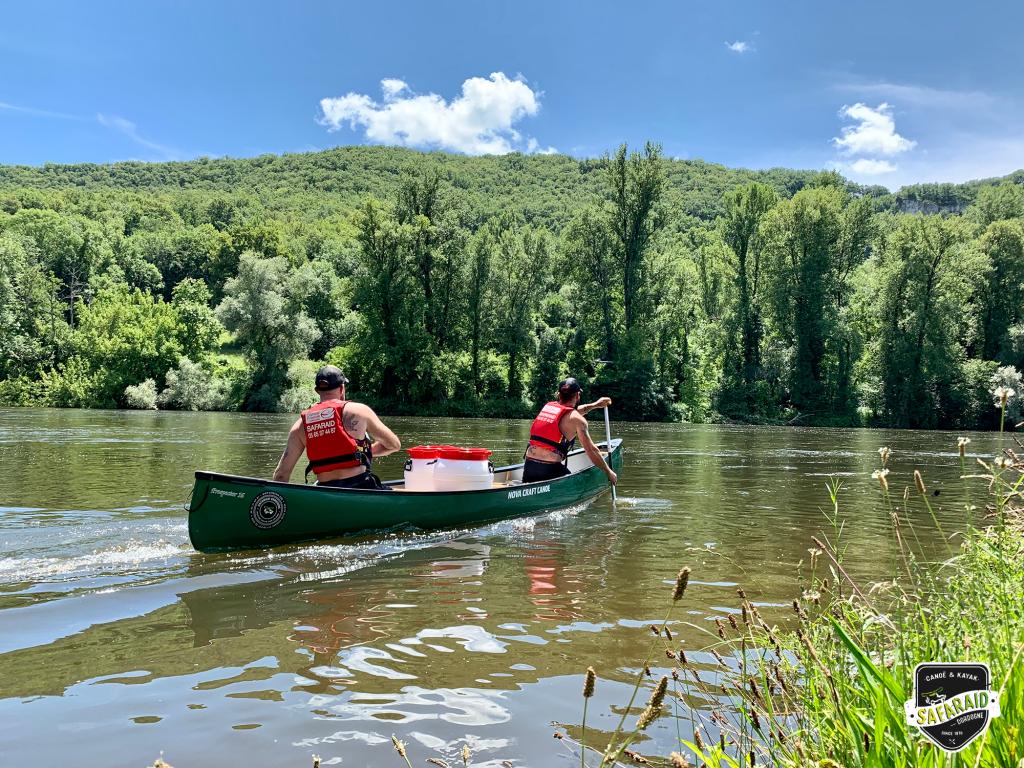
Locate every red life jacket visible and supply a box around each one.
[301,399,370,476]
[528,401,577,458]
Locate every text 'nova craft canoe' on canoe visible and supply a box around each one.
[187,439,623,552]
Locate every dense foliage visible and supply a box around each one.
[1,145,1021,427]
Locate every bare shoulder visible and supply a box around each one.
[342,401,371,434]
[566,409,588,426]
[343,401,375,419]
[564,409,588,435]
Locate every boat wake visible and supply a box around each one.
[613,496,671,508]
[0,539,186,584]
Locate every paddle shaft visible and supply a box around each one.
[603,406,617,501]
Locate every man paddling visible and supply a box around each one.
[272,365,401,489]
[523,377,617,485]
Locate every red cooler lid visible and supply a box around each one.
[438,446,493,461]
[407,445,441,459]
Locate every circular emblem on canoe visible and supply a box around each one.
[249,491,286,529]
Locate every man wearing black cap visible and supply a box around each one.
[272,365,401,489]
[523,377,617,485]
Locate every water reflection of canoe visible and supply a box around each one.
[187,439,622,552]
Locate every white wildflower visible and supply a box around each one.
[993,386,1016,408]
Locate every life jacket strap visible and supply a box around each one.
[304,449,370,483]
[529,433,576,459]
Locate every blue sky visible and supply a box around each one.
[2,1,1022,189]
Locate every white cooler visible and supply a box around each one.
[433,447,494,491]
[404,446,441,491]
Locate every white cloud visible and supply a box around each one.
[725,41,750,53]
[97,113,181,159]
[833,102,916,156]
[828,76,1024,187]
[847,158,897,175]
[318,73,553,155]
[380,79,408,100]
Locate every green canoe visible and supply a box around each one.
[187,439,622,552]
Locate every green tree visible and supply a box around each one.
[974,220,1024,363]
[288,259,349,360]
[72,286,185,406]
[350,198,423,401]
[605,142,665,334]
[0,233,68,379]
[648,242,703,416]
[227,219,289,261]
[467,229,494,395]
[719,182,778,413]
[124,379,158,410]
[529,325,566,408]
[487,215,551,400]
[171,277,223,360]
[131,224,227,298]
[0,208,109,327]
[563,207,619,361]
[5,143,1022,425]
[870,216,980,427]
[216,253,319,409]
[966,182,1024,226]
[395,170,468,351]
[763,187,872,417]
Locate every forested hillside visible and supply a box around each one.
[1,144,1022,427]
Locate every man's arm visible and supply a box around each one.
[570,412,617,485]
[272,419,305,482]
[577,396,612,416]
[352,404,402,457]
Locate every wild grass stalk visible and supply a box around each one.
[582,666,596,768]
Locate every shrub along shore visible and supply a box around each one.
[1,145,1023,425]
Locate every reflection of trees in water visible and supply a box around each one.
[624,423,971,595]
[4,409,292,511]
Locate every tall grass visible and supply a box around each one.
[576,395,1023,767]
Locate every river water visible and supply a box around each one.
[0,409,1002,767]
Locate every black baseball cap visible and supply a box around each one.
[558,377,582,397]
[314,365,349,392]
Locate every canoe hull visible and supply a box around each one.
[187,439,622,552]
